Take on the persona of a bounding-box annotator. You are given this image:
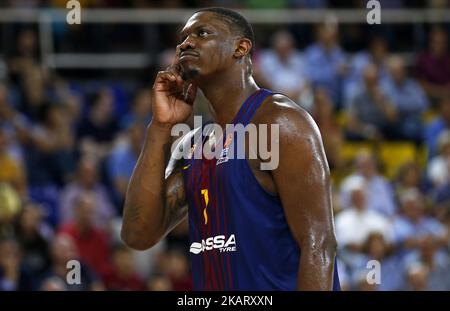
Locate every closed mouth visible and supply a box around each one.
[180,52,199,60]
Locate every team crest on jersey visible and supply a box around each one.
[216,133,233,166]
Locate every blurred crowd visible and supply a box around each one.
[1,2,450,291]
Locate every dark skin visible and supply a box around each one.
[121,11,337,290]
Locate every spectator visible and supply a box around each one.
[108,121,145,204]
[415,26,450,102]
[394,161,426,201]
[344,35,390,107]
[351,233,404,291]
[402,235,450,290]
[77,88,120,160]
[13,201,52,276]
[0,126,26,196]
[346,63,397,141]
[432,155,450,221]
[0,183,21,239]
[58,192,113,279]
[427,130,450,188]
[382,55,429,142]
[335,175,392,253]
[392,189,448,251]
[0,238,33,291]
[120,89,152,130]
[103,244,146,291]
[39,234,104,291]
[25,103,76,226]
[256,30,310,102]
[340,151,397,217]
[404,263,430,291]
[160,247,192,291]
[0,81,29,164]
[425,97,450,158]
[304,20,347,107]
[60,156,116,229]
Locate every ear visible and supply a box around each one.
[233,38,252,59]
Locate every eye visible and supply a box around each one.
[198,29,208,37]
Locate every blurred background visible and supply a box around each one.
[0,0,450,291]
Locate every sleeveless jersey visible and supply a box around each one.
[181,88,340,290]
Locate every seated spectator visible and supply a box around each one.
[256,30,309,102]
[415,26,450,102]
[346,64,397,141]
[60,156,116,229]
[25,103,77,226]
[13,201,52,276]
[159,247,192,291]
[336,176,392,253]
[58,192,113,279]
[107,121,145,204]
[350,233,404,291]
[392,189,448,251]
[428,130,450,188]
[402,235,450,290]
[120,89,152,130]
[77,88,120,160]
[304,20,347,107]
[425,97,450,158]
[340,151,397,217]
[103,244,146,291]
[0,126,26,196]
[344,35,390,107]
[0,183,21,239]
[432,156,450,221]
[0,81,29,164]
[394,161,426,201]
[404,262,430,291]
[38,234,104,291]
[382,55,429,142]
[0,238,33,291]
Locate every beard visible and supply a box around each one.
[180,65,200,81]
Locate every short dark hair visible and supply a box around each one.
[194,7,255,57]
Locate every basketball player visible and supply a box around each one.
[121,7,340,290]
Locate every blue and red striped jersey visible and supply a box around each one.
[181,88,340,290]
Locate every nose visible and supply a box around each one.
[180,35,196,51]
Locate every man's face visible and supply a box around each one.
[178,12,237,81]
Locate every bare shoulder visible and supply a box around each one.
[254,93,322,140]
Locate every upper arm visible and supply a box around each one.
[266,98,336,249]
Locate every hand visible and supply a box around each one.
[151,46,197,127]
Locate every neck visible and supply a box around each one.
[197,67,259,128]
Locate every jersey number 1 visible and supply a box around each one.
[201,189,209,225]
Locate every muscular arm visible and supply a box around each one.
[263,95,337,290]
[120,124,188,250]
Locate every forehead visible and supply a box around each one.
[181,12,231,34]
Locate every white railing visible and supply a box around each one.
[0,8,448,69]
